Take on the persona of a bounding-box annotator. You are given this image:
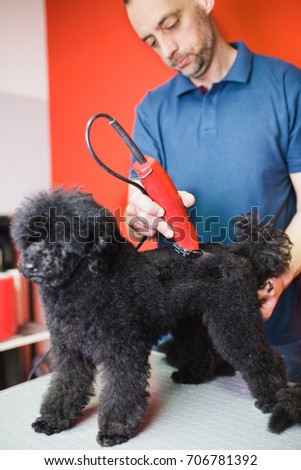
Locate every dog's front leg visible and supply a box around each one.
[97,351,150,447]
[32,351,95,436]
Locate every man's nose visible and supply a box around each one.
[160,37,178,60]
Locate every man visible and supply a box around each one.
[123,0,301,381]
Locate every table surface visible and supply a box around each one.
[1,352,301,450]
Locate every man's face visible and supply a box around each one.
[126,0,215,83]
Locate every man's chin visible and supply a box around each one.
[180,68,202,79]
[176,61,204,79]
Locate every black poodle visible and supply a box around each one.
[10,187,301,446]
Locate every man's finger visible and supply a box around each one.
[178,191,195,208]
[130,191,165,217]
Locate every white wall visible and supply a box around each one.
[0,0,50,215]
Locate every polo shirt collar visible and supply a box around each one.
[223,41,253,84]
[175,75,196,96]
[175,41,253,97]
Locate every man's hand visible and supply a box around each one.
[258,273,292,321]
[126,187,195,240]
[259,172,301,321]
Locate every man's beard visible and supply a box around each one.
[175,54,208,79]
[172,6,215,79]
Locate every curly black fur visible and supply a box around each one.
[10,187,299,446]
[268,385,301,433]
[228,214,292,288]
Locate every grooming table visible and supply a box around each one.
[1,352,300,450]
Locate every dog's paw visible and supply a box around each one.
[254,399,275,414]
[268,385,301,433]
[97,432,130,447]
[268,405,294,433]
[32,416,71,435]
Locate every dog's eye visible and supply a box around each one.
[26,237,41,244]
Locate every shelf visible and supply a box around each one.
[0,322,50,352]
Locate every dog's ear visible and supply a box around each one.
[86,208,125,274]
[10,192,50,251]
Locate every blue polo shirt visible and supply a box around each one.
[131,42,301,346]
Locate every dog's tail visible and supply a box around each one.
[228,214,292,287]
[268,384,301,433]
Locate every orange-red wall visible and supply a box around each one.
[46,0,301,219]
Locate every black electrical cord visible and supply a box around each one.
[85,113,149,250]
[85,113,148,196]
[27,347,52,381]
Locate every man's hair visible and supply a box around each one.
[123,0,129,4]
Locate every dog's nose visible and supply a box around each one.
[25,263,37,272]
